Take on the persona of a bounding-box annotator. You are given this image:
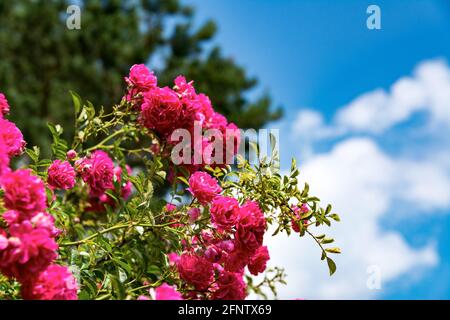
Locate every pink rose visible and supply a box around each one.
[210,196,240,231]
[155,283,183,300]
[291,203,310,233]
[66,150,77,160]
[211,271,246,300]
[47,160,76,190]
[0,118,26,157]
[188,207,201,223]
[235,201,266,254]
[187,172,222,205]
[0,93,10,117]
[76,150,114,196]
[0,221,58,281]
[248,246,270,276]
[126,64,157,91]
[0,137,10,177]
[177,253,214,291]
[21,264,78,300]
[140,87,183,138]
[1,169,47,216]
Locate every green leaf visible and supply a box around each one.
[47,122,68,159]
[325,247,342,254]
[26,147,40,164]
[177,176,189,186]
[146,265,161,276]
[269,132,277,153]
[291,158,297,172]
[330,213,341,222]
[321,238,334,244]
[272,225,281,236]
[327,257,337,276]
[110,275,126,299]
[301,183,309,197]
[70,91,82,115]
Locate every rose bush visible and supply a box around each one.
[0,64,340,300]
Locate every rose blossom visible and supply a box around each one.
[0,137,10,177]
[177,253,214,290]
[167,252,180,266]
[76,150,114,196]
[0,93,10,117]
[165,203,177,212]
[291,203,310,233]
[85,165,133,212]
[187,172,222,205]
[0,118,26,156]
[140,87,183,138]
[47,160,76,190]
[188,207,201,223]
[21,264,78,300]
[174,75,196,98]
[66,150,77,160]
[211,271,246,300]
[204,245,221,263]
[235,201,266,254]
[0,221,58,281]
[223,248,249,273]
[155,283,183,300]
[126,64,157,91]
[210,196,240,231]
[0,230,7,250]
[196,94,214,124]
[208,112,228,131]
[31,212,62,238]
[0,169,47,216]
[248,246,270,276]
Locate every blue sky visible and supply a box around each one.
[186,0,450,299]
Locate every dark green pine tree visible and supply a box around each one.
[0,0,282,155]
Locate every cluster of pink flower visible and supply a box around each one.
[291,203,311,233]
[0,93,78,300]
[167,171,270,300]
[125,64,241,173]
[0,94,25,177]
[75,150,132,212]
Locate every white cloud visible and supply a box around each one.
[292,109,344,140]
[267,58,450,299]
[267,138,444,299]
[293,59,450,137]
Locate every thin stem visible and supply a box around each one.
[60,221,178,247]
[85,127,127,152]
